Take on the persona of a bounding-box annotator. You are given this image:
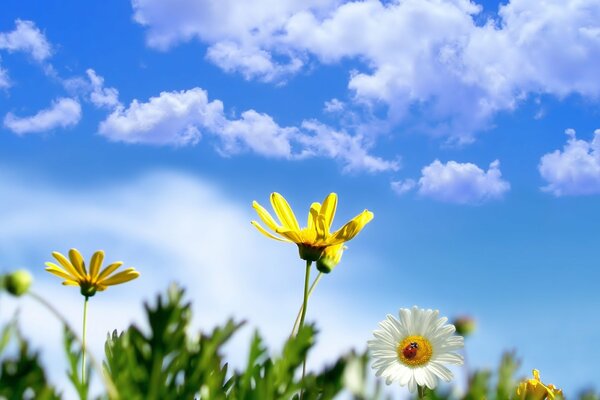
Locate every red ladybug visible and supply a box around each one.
[402,342,419,359]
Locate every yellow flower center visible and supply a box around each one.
[396,335,433,367]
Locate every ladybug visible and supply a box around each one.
[402,342,419,359]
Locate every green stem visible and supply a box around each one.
[298,260,311,400]
[298,260,312,333]
[82,296,89,386]
[290,271,323,338]
[28,291,119,399]
[418,385,426,399]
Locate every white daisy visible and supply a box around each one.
[368,306,464,393]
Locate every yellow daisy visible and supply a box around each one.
[516,369,563,400]
[45,248,140,297]
[251,192,373,261]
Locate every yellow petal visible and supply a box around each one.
[251,221,291,242]
[89,250,104,280]
[314,214,328,242]
[52,252,84,280]
[330,210,373,243]
[307,202,321,230]
[270,193,300,231]
[319,193,337,233]
[275,226,304,243]
[100,269,140,286]
[62,279,79,286]
[96,261,124,282]
[252,201,281,232]
[68,248,87,276]
[45,263,76,281]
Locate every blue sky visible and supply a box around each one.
[1,0,599,397]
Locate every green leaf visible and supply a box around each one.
[63,326,90,400]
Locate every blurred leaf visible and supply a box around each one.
[496,351,519,399]
[63,327,90,400]
[104,283,242,399]
[0,323,60,400]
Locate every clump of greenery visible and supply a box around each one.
[0,284,598,399]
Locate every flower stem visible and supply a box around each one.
[298,260,311,400]
[298,260,312,333]
[290,271,323,338]
[82,296,89,386]
[28,291,119,399]
[418,385,426,399]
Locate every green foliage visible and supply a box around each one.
[104,283,241,399]
[103,284,348,399]
[63,327,90,400]
[1,284,599,399]
[0,319,60,400]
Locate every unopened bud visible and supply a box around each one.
[316,244,346,273]
[5,269,33,297]
[453,316,476,337]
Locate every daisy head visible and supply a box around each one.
[368,306,464,393]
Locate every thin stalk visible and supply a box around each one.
[28,291,118,399]
[298,260,311,400]
[290,271,323,338]
[82,296,89,385]
[418,385,426,399]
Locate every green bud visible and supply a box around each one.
[316,244,345,274]
[453,316,476,337]
[5,269,33,297]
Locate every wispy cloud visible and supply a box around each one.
[0,168,379,397]
[0,19,52,62]
[0,60,9,89]
[98,87,398,172]
[539,129,600,196]
[132,0,600,141]
[3,98,81,135]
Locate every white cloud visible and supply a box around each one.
[86,69,121,109]
[0,19,52,62]
[390,179,416,196]
[0,62,9,89]
[418,159,510,204]
[0,169,378,397]
[298,120,400,173]
[206,41,303,83]
[539,129,600,196]
[132,0,600,141]
[98,87,397,171]
[219,110,297,157]
[132,0,335,82]
[99,88,223,146]
[3,98,82,135]
[323,98,345,113]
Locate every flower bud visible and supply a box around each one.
[4,269,33,297]
[316,244,346,273]
[452,316,476,337]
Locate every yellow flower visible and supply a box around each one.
[252,192,373,261]
[45,249,140,297]
[516,369,563,400]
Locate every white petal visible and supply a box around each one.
[407,375,417,393]
[428,361,454,382]
[434,352,464,365]
[400,308,413,332]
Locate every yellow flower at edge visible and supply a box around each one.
[45,249,140,297]
[516,369,563,400]
[252,192,373,262]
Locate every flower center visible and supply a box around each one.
[396,335,433,367]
